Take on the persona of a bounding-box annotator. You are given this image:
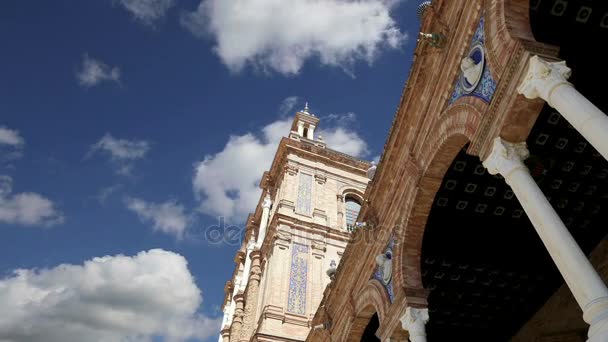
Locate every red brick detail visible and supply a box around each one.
[398,106,478,301]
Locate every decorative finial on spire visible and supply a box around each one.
[303,102,309,113]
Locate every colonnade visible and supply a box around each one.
[399,55,608,342]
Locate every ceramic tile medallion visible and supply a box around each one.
[449,15,497,104]
[288,243,309,315]
[373,237,395,303]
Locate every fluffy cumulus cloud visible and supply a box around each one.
[181,0,407,75]
[125,197,189,239]
[193,114,368,222]
[0,175,64,227]
[76,54,121,87]
[116,0,176,24]
[0,249,220,342]
[87,133,151,175]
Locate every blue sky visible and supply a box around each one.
[0,0,418,341]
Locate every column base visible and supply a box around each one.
[587,297,608,342]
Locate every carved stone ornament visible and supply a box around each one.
[284,164,299,176]
[315,174,327,184]
[482,137,529,180]
[400,307,429,336]
[517,55,572,103]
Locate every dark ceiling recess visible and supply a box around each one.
[420,1,608,341]
[361,313,381,342]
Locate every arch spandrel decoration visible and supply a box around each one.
[371,236,395,303]
[450,15,497,104]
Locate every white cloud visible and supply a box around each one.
[279,96,300,116]
[0,249,221,342]
[87,133,150,175]
[0,126,24,146]
[0,175,64,227]
[76,54,121,87]
[181,0,407,75]
[116,0,176,25]
[95,184,123,204]
[319,126,369,157]
[193,115,368,222]
[125,197,189,239]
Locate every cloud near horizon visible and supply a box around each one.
[182,0,407,75]
[0,249,220,342]
[193,105,368,222]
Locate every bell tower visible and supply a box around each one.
[218,104,371,342]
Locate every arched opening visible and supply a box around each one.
[360,313,380,342]
[303,127,309,138]
[420,139,608,340]
[345,196,362,232]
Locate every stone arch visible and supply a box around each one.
[395,105,479,305]
[484,0,558,77]
[339,186,365,202]
[345,279,390,341]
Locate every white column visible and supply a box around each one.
[483,137,608,341]
[256,193,272,247]
[307,124,315,140]
[518,55,608,161]
[226,275,241,325]
[297,121,305,137]
[400,307,429,342]
[240,236,256,290]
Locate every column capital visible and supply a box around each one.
[233,292,245,304]
[517,55,572,103]
[400,307,429,336]
[483,137,529,180]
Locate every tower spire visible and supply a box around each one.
[303,102,310,114]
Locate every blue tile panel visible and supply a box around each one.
[449,15,497,104]
[287,243,309,315]
[296,173,312,215]
[372,237,395,303]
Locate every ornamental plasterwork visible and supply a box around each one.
[449,15,497,104]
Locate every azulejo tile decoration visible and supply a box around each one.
[288,243,309,315]
[296,173,312,215]
[449,15,497,105]
[373,237,395,303]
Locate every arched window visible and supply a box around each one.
[345,197,362,232]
